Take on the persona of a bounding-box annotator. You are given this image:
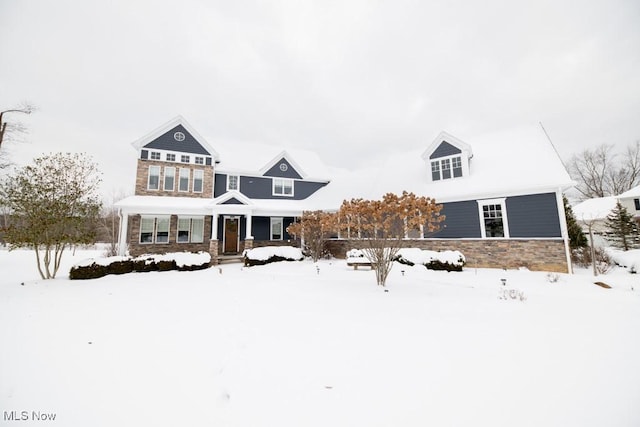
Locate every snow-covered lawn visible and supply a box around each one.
[1,247,639,427]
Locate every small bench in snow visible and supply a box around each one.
[346,258,375,270]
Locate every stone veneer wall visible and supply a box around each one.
[127,214,212,257]
[135,159,214,198]
[323,239,569,273]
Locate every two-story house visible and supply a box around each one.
[115,117,575,272]
[115,116,331,263]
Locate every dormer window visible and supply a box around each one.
[431,155,462,181]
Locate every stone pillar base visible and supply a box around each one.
[209,240,219,266]
[244,237,254,251]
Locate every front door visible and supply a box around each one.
[224,217,239,253]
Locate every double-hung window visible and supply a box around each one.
[140,216,170,243]
[273,178,293,196]
[166,153,176,162]
[181,155,190,163]
[148,166,160,190]
[193,170,204,193]
[177,217,204,243]
[271,217,283,240]
[179,168,190,192]
[150,151,161,160]
[227,175,239,191]
[195,156,204,165]
[164,167,175,191]
[478,199,509,238]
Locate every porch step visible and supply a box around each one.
[218,254,244,264]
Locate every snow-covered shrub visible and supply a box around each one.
[243,246,304,266]
[394,248,465,272]
[346,249,365,258]
[70,252,211,279]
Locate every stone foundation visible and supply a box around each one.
[209,240,219,265]
[324,239,569,273]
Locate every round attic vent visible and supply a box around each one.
[279,163,288,172]
[174,131,185,141]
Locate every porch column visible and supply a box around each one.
[245,213,253,240]
[211,213,218,240]
[117,210,128,256]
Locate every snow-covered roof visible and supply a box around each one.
[618,184,640,198]
[572,196,618,222]
[212,140,330,182]
[303,125,574,206]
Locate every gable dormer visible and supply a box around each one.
[132,116,220,166]
[421,131,473,182]
[260,151,304,179]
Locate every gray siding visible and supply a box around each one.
[430,141,462,159]
[214,173,227,197]
[215,173,326,199]
[239,176,327,200]
[506,193,562,238]
[430,200,482,238]
[263,158,303,179]
[252,216,295,240]
[143,125,211,155]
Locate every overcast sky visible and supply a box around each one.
[1,0,639,196]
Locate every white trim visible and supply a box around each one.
[147,165,160,191]
[178,168,190,192]
[226,174,240,192]
[555,189,573,274]
[259,150,307,179]
[421,131,473,162]
[477,198,509,238]
[193,169,204,193]
[272,178,294,197]
[163,166,175,191]
[131,115,220,162]
[270,217,284,240]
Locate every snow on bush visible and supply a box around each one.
[395,248,465,272]
[70,252,211,280]
[243,246,304,266]
[607,248,640,273]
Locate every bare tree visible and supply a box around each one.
[0,103,36,168]
[286,210,336,262]
[568,142,640,199]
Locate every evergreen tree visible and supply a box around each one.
[604,201,639,251]
[563,195,587,249]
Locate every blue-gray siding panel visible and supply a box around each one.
[430,141,462,159]
[263,158,303,179]
[252,216,295,240]
[143,125,211,155]
[214,174,227,197]
[430,200,482,238]
[239,176,327,200]
[507,193,562,238]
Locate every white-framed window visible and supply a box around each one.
[139,216,170,244]
[163,167,175,191]
[166,153,176,162]
[179,168,190,192]
[148,166,160,190]
[270,217,284,240]
[273,178,293,196]
[181,155,190,163]
[227,175,239,191]
[177,217,204,243]
[193,169,203,193]
[150,151,161,160]
[195,156,204,165]
[478,198,509,238]
[431,155,463,181]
